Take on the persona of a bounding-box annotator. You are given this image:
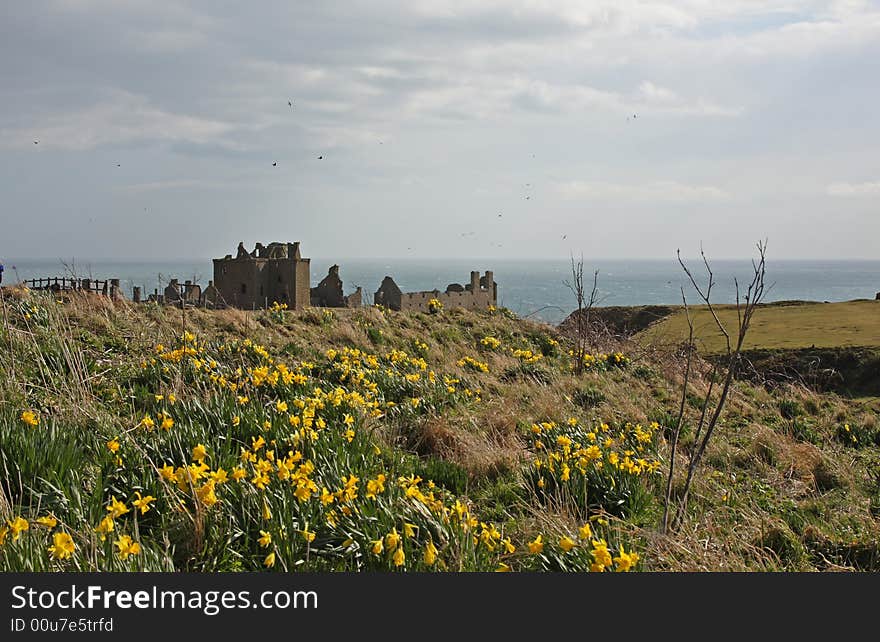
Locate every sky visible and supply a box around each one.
[1,0,879,261]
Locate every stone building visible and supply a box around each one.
[310,264,362,308]
[212,241,311,310]
[159,279,202,306]
[374,270,496,312]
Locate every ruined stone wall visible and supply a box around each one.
[295,260,311,310]
[378,271,497,313]
[399,288,495,312]
[374,276,403,310]
[344,287,362,308]
[263,261,293,308]
[310,265,346,307]
[213,257,264,309]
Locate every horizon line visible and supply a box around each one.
[5,256,880,263]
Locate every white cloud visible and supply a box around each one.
[636,80,741,116]
[557,179,730,202]
[0,90,236,151]
[826,181,880,196]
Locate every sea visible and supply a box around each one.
[3,258,878,326]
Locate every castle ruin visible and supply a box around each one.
[210,242,361,310]
[129,242,497,313]
[310,264,362,308]
[212,241,311,310]
[374,270,496,312]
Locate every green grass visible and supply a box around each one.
[639,300,880,353]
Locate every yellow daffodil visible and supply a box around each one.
[114,535,141,560]
[106,496,129,519]
[392,547,405,567]
[263,552,276,568]
[591,539,613,572]
[614,546,639,572]
[196,481,218,507]
[385,528,401,551]
[424,541,438,566]
[159,464,175,482]
[559,536,577,552]
[528,535,544,555]
[36,515,57,529]
[257,531,272,548]
[20,410,39,427]
[132,492,156,515]
[96,515,115,541]
[191,444,208,462]
[8,517,29,540]
[210,468,228,484]
[48,532,75,560]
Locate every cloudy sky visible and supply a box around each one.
[2,0,879,261]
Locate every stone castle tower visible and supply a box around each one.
[212,241,311,310]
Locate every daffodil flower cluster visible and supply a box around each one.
[457,356,489,373]
[568,350,631,371]
[529,418,662,519]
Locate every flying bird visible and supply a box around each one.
[288,100,292,107]
[272,161,277,166]
[562,234,567,240]
[498,213,502,218]
[116,164,121,167]
[525,195,530,200]
[318,155,323,160]
[33,140,38,145]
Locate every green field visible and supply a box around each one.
[639,300,880,353]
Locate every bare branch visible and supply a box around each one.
[671,240,768,529]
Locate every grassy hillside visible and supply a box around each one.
[638,300,880,353]
[2,288,880,572]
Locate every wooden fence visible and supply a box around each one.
[25,277,120,296]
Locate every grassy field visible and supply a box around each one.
[638,300,880,353]
[2,288,880,572]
